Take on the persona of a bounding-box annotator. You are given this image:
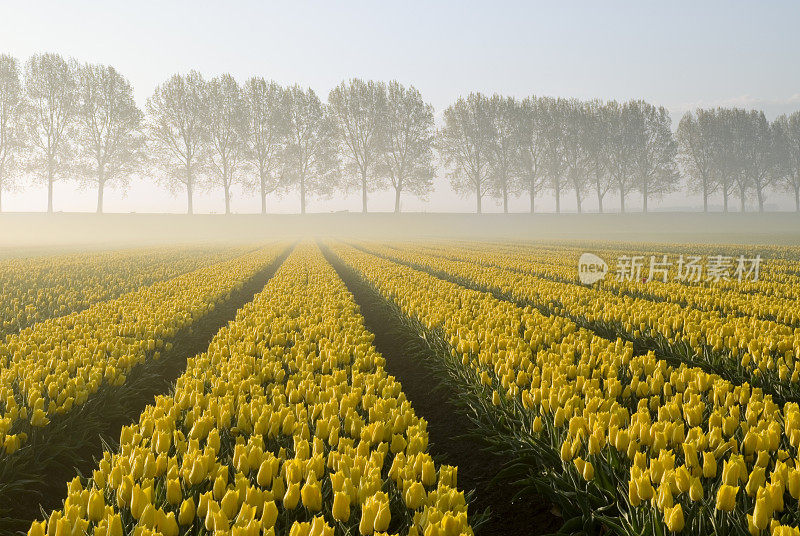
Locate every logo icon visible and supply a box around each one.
[578,253,608,284]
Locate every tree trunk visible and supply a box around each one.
[362,170,368,214]
[619,185,625,213]
[187,179,194,215]
[575,189,582,214]
[529,184,535,214]
[260,174,267,215]
[394,187,401,213]
[300,175,306,215]
[702,177,708,213]
[554,183,561,214]
[47,168,54,214]
[224,183,231,215]
[97,181,104,214]
[757,186,764,213]
[0,185,3,213]
[597,190,604,213]
[795,184,800,212]
[740,190,746,213]
[723,183,729,213]
[503,183,508,214]
[642,182,648,213]
[476,182,482,214]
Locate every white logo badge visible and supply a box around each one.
[578,253,608,284]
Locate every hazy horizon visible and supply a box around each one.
[2,0,799,214]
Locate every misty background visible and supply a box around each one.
[1,0,799,214]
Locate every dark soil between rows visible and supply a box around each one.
[322,245,562,536]
[0,246,292,535]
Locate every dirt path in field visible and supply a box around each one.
[0,246,293,534]
[322,245,562,536]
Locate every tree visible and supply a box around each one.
[584,100,613,213]
[203,74,249,215]
[244,77,287,214]
[605,101,637,212]
[559,98,591,213]
[773,112,800,212]
[741,110,774,212]
[23,53,78,214]
[328,79,387,213]
[146,71,207,215]
[486,95,519,213]
[515,96,548,213]
[379,81,434,212]
[436,93,495,214]
[75,63,144,213]
[283,85,339,214]
[677,110,716,212]
[540,97,568,213]
[707,108,739,213]
[724,108,755,212]
[0,54,24,213]
[627,100,678,212]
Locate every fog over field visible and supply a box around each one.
[1,213,799,249]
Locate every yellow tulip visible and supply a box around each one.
[283,483,300,510]
[715,484,738,512]
[87,489,105,522]
[664,503,684,533]
[178,498,195,526]
[359,500,377,535]
[373,501,391,532]
[301,479,322,512]
[332,491,350,522]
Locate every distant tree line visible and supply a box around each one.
[1,52,799,214]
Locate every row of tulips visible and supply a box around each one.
[458,242,800,318]
[356,242,800,402]
[415,240,800,304]
[0,245,285,457]
[28,243,472,536]
[475,241,800,302]
[0,245,249,338]
[329,241,800,535]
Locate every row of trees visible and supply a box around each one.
[0,53,435,214]
[1,52,800,214]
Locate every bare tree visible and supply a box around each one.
[379,81,434,212]
[0,54,24,212]
[707,108,739,212]
[627,100,678,212]
[244,77,287,214]
[540,97,568,213]
[146,71,207,215]
[773,112,800,211]
[723,108,754,212]
[328,79,387,213]
[741,110,774,212]
[23,53,78,213]
[677,110,717,212]
[436,93,494,213]
[203,74,249,215]
[75,63,144,213]
[584,100,613,213]
[605,101,637,212]
[559,98,591,213]
[487,94,519,213]
[515,96,548,213]
[283,85,339,214]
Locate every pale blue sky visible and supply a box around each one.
[1,0,799,213]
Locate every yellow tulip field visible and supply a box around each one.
[5,240,800,536]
